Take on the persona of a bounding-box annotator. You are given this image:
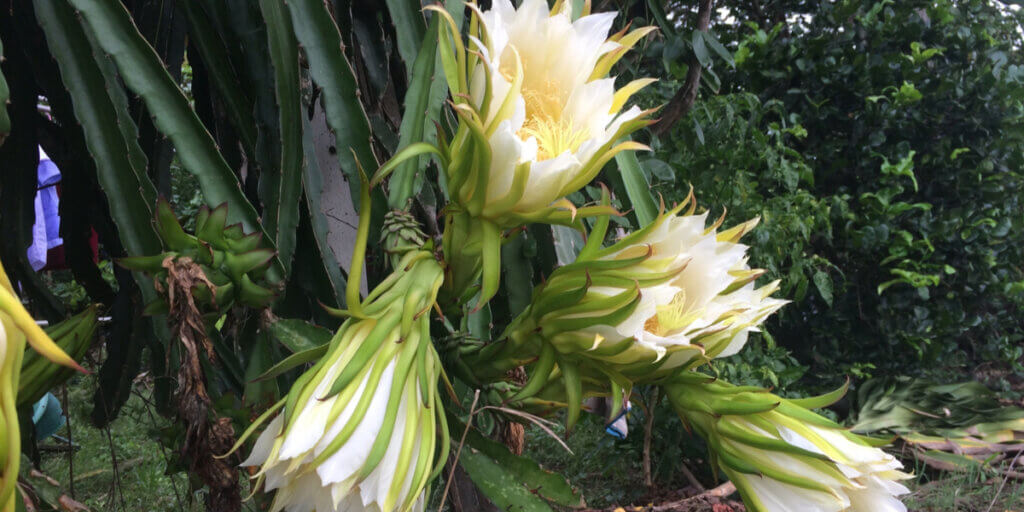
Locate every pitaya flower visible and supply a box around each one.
[238,252,448,512]
[665,372,911,512]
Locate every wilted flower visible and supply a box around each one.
[665,372,911,512]
[238,252,448,512]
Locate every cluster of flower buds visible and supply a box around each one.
[487,191,785,427]
[0,260,83,510]
[118,200,279,312]
[664,372,911,512]
[236,250,448,512]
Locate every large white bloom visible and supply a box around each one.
[239,254,445,512]
[666,373,912,512]
[514,198,786,381]
[448,0,655,222]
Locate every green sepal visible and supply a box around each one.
[544,285,640,323]
[787,378,849,410]
[224,249,276,282]
[324,311,402,399]
[561,358,583,432]
[225,230,263,253]
[117,252,174,273]
[237,274,276,307]
[576,184,613,261]
[512,342,556,401]
[196,202,230,249]
[253,344,330,382]
[541,291,641,336]
[354,333,421,481]
[474,220,502,311]
[715,418,832,462]
[155,198,200,251]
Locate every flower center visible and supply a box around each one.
[644,291,695,337]
[500,53,590,160]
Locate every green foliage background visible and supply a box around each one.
[631,0,1024,389]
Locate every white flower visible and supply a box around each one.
[730,421,911,512]
[239,254,445,512]
[666,374,912,512]
[521,200,786,380]
[445,0,655,222]
[243,353,435,512]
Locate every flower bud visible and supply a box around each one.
[239,252,448,512]
[665,373,911,512]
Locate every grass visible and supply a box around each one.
[34,372,203,512]
[904,461,1024,512]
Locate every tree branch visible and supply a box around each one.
[651,0,714,137]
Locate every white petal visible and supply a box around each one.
[241,415,283,467]
[316,360,397,485]
[743,474,848,512]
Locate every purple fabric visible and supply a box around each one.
[28,147,62,271]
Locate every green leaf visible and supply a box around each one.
[269,318,334,353]
[254,344,328,383]
[0,37,10,145]
[69,0,282,281]
[34,0,162,260]
[813,270,833,307]
[300,113,349,306]
[285,0,378,198]
[616,148,659,227]
[387,2,461,209]
[244,330,281,407]
[644,158,676,182]
[259,0,304,275]
[692,29,711,67]
[501,234,534,317]
[459,447,554,512]
[177,1,258,156]
[702,30,735,67]
[452,414,585,508]
[551,225,584,265]
[384,0,426,77]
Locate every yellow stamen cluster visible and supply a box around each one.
[645,291,695,336]
[499,51,590,160]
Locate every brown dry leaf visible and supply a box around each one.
[58,495,90,511]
